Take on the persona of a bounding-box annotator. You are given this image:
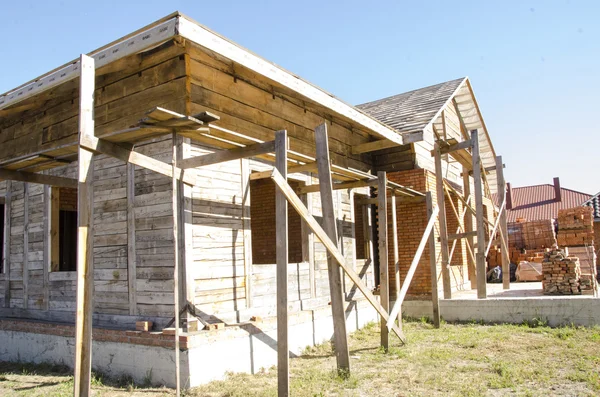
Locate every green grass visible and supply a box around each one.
[1,320,600,396]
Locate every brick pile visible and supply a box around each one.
[566,246,597,295]
[557,207,594,247]
[507,221,525,250]
[509,248,548,265]
[521,219,557,249]
[542,249,581,295]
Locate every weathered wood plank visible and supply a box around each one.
[275,130,289,397]
[0,169,77,188]
[3,181,11,307]
[433,143,451,299]
[314,123,350,372]
[471,130,487,299]
[377,171,389,350]
[74,54,95,397]
[126,163,136,315]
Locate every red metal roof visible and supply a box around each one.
[503,184,591,222]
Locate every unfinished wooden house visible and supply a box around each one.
[0,12,507,393]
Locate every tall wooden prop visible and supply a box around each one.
[275,130,289,396]
[495,156,510,289]
[74,54,96,397]
[426,192,441,327]
[471,130,487,299]
[171,132,182,396]
[433,143,452,298]
[377,171,390,351]
[390,195,401,325]
[462,171,477,289]
[314,123,350,372]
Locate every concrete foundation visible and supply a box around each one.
[0,299,378,388]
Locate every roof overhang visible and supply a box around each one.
[0,12,405,146]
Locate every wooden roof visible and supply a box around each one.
[357,77,499,193]
[0,12,406,147]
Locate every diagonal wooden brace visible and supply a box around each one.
[269,168,406,343]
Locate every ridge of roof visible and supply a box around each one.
[357,77,466,108]
[511,183,592,196]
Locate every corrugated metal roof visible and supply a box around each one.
[583,191,600,220]
[502,184,592,222]
[356,78,465,134]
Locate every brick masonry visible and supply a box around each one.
[385,168,471,299]
[249,178,303,264]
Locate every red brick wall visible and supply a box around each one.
[249,178,303,264]
[385,168,471,299]
[59,187,77,211]
[594,221,600,276]
[354,193,368,260]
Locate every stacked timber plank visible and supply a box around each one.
[557,207,594,247]
[542,250,581,295]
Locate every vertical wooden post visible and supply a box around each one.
[314,123,350,371]
[275,130,289,397]
[43,185,50,310]
[426,192,440,327]
[241,158,253,307]
[433,143,452,299]
[3,181,11,308]
[171,133,181,397]
[22,183,29,310]
[377,171,389,351]
[495,156,510,290]
[462,171,477,289]
[390,194,400,324]
[362,202,374,288]
[73,54,96,397]
[300,173,315,298]
[126,163,137,315]
[176,136,194,328]
[471,130,487,299]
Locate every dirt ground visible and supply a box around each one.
[1,319,599,396]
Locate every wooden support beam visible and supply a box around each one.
[443,180,494,228]
[387,201,439,329]
[356,197,379,205]
[485,200,506,257]
[390,195,401,325]
[179,140,276,169]
[171,133,182,397]
[471,130,487,299]
[426,192,440,328]
[446,231,478,241]
[351,139,399,154]
[269,168,405,342]
[43,185,50,310]
[377,171,390,350]
[443,189,477,283]
[241,159,253,307]
[496,155,510,290]
[314,123,351,372]
[462,172,477,289]
[79,135,196,186]
[300,173,316,298]
[73,54,95,397]
[22,183,29,310]
[0,169,77,188]
[275,130,289,397]
[249,162,318,181]
[126,163,136,315]
[434,139,472,156]
[433,143,452,299]
[3,181,11,308]
[296,178,378,194]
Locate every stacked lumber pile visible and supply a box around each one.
[557,207,594,247]
[566,246,597,295]
[542,249,581,295]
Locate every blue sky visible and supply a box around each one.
[1,1,598,194]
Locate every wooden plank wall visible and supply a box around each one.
[0,40,187,164]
